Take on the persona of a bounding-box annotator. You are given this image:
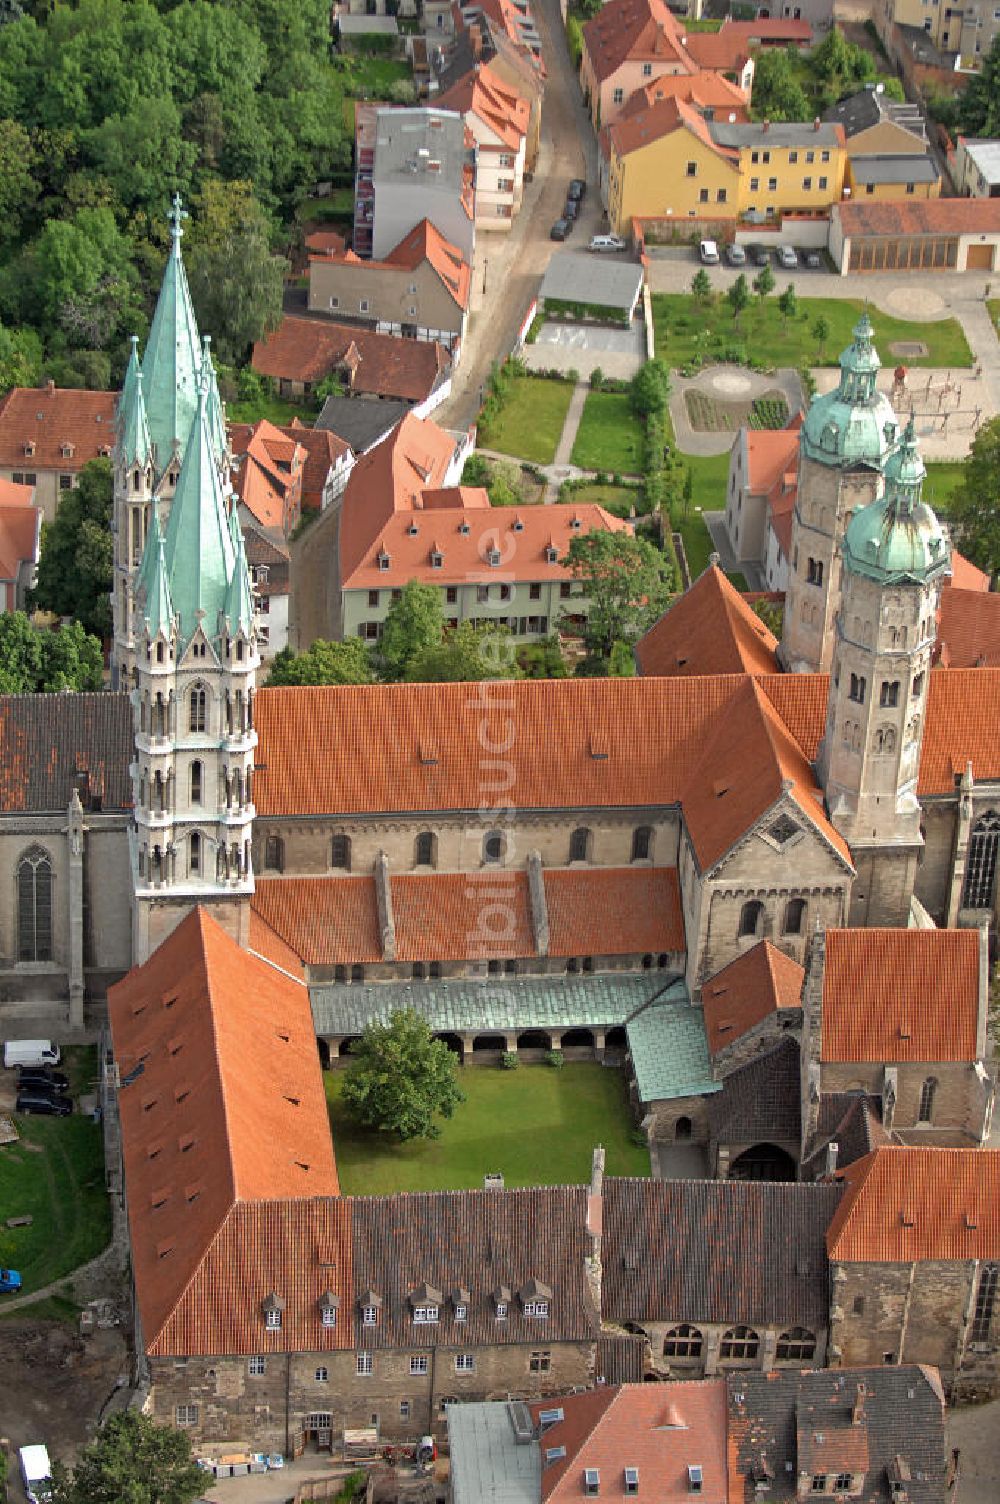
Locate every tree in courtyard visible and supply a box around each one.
[812,315,830,358]
[628,358,672,418]
[749,48,810,122]
[949,415,1000,576]
[691,267,712,304]
[267,638,374,686]
[565,530,674,653]
[959,34,1000,136]
[185,178,287,363]
[48,1411,205,1504]
[31,457,113,639]
[777,284,798,328]
[726,273,750,326]
[483,458,524,508]
[376,580,445,681]
[753,597,784,639]
[0,615,104,694]
[341,1010,465,1141]
[753,262,775,303]
[406,621,522,682]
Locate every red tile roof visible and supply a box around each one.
[393,870,536,959]
[608,93,734,162]
[253,877,383,965]
[743,425,801,497]
[0,477,35,507]
[702,939,804,1055]
[637,565,779,678]
[0,385,115,471]
[820,927,981,1063]
[544,867,685,956]
[252,317,450,401]
[682,28,751,72]
[619,68,749,119]
[248,908,308,982]
[531,1382,728,1503]
[384,219,473,310]
[757,672,828,762]
[836,197,1000,238]
[281,420,352,511]
[936,587,1000,668]
[305,230,347,255]
[720,15,811,42]
[946,550,990,592]
[917,667,1000,792]
[107,908,340,1356]
[436,61,531,153]
[0,502,40,582]
[583,0,693,83]
[228,419,305,534]
[826,1147,1000,1262]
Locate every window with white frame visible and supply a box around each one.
[455,1353,475,1372]
[410,1355,430,1375]
[455,1303,468,1321]
[175,1405,198,1427]
[248,1356,266,1375]
[321,1307,337,1328]
[362,1305,379,1325]
[524,1300,549,1318]
[495,1302,508,1320]
[357,1352,373,1375]
[265,1308,282,1330]
[413,1304,439,1324]
[315,1366,329,1382]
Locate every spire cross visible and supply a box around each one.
[168,193,189,245]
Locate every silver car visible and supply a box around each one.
[726,243,747,266]
[776,245,798,268]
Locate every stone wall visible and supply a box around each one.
[821,1059,987,1141]
[623,1317,828,1378]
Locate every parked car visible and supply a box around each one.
[20,1446,53,1504]
[777,244,798,268]
[567,179,586,202]
[3,1039,60,1069]
[1,1268,23,1293]
[16,1090,72,1117]
[17,1067,69,1093]
[563,197,579,220]
[753,246,771,266]
[726,243,747,266]
[550,218,570,241]
[804,251,822,269]
[699,239,720,264]
[590,234,627,253]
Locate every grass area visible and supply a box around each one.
[652,294,974,370]
[325,1063,649,1194]
[570,391,645,473]
[569,482,644,516]
[923,460,967,515]
[0,1048,110,1295]
[671,448,736,581]
[478,376,575,465]
[988,299,1000,338]
[227,395,315,426]
[297,189,355,225]
[0,1293,81,1325]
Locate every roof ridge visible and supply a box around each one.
[195,908,242,1206]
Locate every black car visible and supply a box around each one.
[17,1067,70,1093]
[567,179,586,202]
[563,197,579,221]
[550,218,570,241]
[16,1090,73,1117]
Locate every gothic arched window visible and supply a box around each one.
[189,831,201,877]
[963,812,1000,911]
[189,685,207,733]
[569,827,592,863]
[663,1324,702,1359]
[415,831,436,868]
[917,1076,937,1123]
[632,826,653,862]
[848,674,866,705]
[720,1326,759,1360]
[190,760,203,805]
[782,898,806,935]
[972,1264,1000,1343]
[17,846,52,962]
[776,1327,816,1361]
[483,831,505,865]
[331,835,352,871]
[874,726,896,755]
[738,900,764,939]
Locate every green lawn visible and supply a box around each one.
[297,189,355,225]
[652,294,974,369]
[0,1049,110,1297]
[570,391,645,473]
[478,376,575,465]
[326,1063,649,1194]
[227,395,315,426]
[988,299,1000,339]
[568,481,645,516]
[923,460,967,515]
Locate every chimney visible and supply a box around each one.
[824,1140,839,1177]
[46,379,55,395]
[591,1144,605,1202]
[852,1382,866,1426]
[763,119,770,132]
[814,116,821,131]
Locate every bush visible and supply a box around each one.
[500,1051,519,1070]
[590,366,605,390]
[545,1049,565,1068]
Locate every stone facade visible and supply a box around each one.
[621,1317,828,1380]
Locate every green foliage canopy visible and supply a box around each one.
[342,1010,465,1141]
[32,457,113,637]
[49,1411,205,1504]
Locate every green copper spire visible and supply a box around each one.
[844,417,949,585]
[142,194,203,478]
[136,503,161,604]
[882,414,925,511]
[144,523,176,642]
[224,504,254,638]
[800,309,897,470]
[162,369,235,648]
[201,335,228,464]
[119,337,153,470]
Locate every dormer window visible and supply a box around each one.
[408,522,419,536]
[262,1293,285,1330]
[459,522,471,535]
[455,1302,467,1321]
[362,1304,379,1325]
[495,1301,508,1319]
[520,1278,552,1317]
[410,1281,443,1323]
[487,548,501,566]
[23,441,35,457]
[414,1304,439,1324]
[430,551,443,569]
[493,1284,511,1320]
[319,1291,340,1328]
[61,443,75,458]
[524,1299,549,1318]
[378,551,390,571]
[513,518,524,532]
[570,516,582,530]
[545,546,558,563]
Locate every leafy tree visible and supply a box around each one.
[0,117,38,250]
[777,284,798,327]
[813,315,830,358]
[406,621,521,682]
[377,580,445,681]
[0,318,42,388]
[753,597,784,638]
[564,530,674,653]
[753,262,775,302]
[185,178,287,363]
[16,206,140,349]
[727,273,750,326]
[629,358,671,419]
[341,1010,465,1142]
[267,638,374,686]
[749,48,810,122]
[608,639,635,676]
[691,267,712,303]
[49,1411,205,1504]
[959,33,1000,136]
[516,635,567,678]
[483,458,524,508]
[31,457,113,638]
[0,614,103,692]
[949,415,1000,575]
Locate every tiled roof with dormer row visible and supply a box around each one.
[252,317,450,401]
[0,385,115,472]
[0,691,133,814]
[826,1147,1000,1262]
[603,1178,843,1328]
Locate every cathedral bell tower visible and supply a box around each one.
[816,417,950,926]
[779,312,898,675]
[130,362,258,966]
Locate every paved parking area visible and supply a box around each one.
[523,319,645,378]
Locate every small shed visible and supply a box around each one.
[539,252,643,325]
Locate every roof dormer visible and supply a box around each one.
[410,1281,443,1322]
[262,1292,285,1330]
[519,1277,552,1316]
[319,1290,340,1327]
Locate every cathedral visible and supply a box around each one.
[0,209,997,1030]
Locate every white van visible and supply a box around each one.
[3,1039,61,1069]
[589,234,626,253]
[19,1444,53,1504]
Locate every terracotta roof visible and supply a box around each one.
[619,68,749,119]
[637,565,779,678]
[383,219,473,309]
[820,927,982,1063]
[348,1186,598,1348]
[252,877,383,965]
[836,197,1000,237]
[0,477,35,507]
[248,908,307,982]
[682,29,751,72]
[544,867,685,956]
[392,871,536,960]
[0,502,39,581]
[436,61,531,153]
[767,478,797,562]
[531,1382,728,1503]
[946,550,990,592]
[702,939,804,1056]
[344,500,630,589]
[0,385,115,471]
[719,15,811,41]
[583,0,692,84]
[609,93,733,162]
[252,317,450,402]
[107,908,340,1357]
[707,1035,801,1144]
[757,673,828,762]
[917,667,1000,792]
[281,421,353,511]
[744,426,800,497]
[305,230,347,255]
[936,587,1000,668]
[603,1177,842,1328]
[826,1147,1000,1261]
[228,419,304,534]
[0,692,132,813]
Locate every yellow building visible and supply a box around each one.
[845,154,941,201]
[606,106,848,235]
[824,88,941,201]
